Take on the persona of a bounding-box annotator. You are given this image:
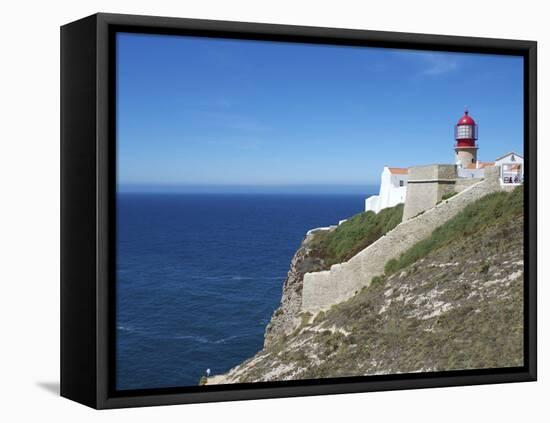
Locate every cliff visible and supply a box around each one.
[264,203,404,348]
[206,187,524,384]
[263,232,325,348]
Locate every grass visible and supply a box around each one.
[303,210,525,377]
[310,203,404,267]
[437,191,457,205]
[441,191,457,201]
[313,311,326,324]
[370,275,386,288]
[385,186,523,275]
[299,312,312,327]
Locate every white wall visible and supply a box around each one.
[365,195,379,212]
[1,1,547,422]
[366,168,407,212]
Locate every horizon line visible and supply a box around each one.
[117,183,379,195]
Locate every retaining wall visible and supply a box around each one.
[455,177,483,193]
[301,166,501,312]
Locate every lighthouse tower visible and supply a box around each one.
[454,109,478,168]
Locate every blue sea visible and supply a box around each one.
[116,193,367,390]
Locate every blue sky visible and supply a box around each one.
[117,32,523,193]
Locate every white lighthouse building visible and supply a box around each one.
[364,167,408,213]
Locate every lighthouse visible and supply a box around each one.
[454,109,478,168]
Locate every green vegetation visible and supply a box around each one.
[441,191,457,201]
[370,275,386,288]
[300,312,312,327]
[437,191,457,205]
[199,376,207,386]
[310,203,404,267]
[385,186,523,275]
[479,261,491,275]
[313,310,326,324]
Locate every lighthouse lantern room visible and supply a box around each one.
[454,109,479,168]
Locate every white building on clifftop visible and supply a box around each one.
[364,167,408,213]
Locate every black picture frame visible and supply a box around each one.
[60,12,537,409]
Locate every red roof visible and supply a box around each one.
[478,161,494,168]
[457,110,476,126]
[465,161,494,170]
[388,167,408,175]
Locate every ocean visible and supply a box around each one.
[116,193,367,390]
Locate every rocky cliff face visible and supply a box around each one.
[206,189,524,385]
[263,233,326,348]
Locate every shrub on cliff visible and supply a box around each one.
[311,203,404,267]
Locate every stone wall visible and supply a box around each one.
[402,164,458,221]
[301,166,501,313]
[406,164,458,181]
[455,177,482,193]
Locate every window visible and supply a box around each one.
[399,180,404,187]
[455,124,477,139]
[502,163,522,185]
[456,125,473,138]
[472,158,475,163]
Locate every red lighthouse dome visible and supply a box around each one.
[455,109,478,147]
[457,110,476,126]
